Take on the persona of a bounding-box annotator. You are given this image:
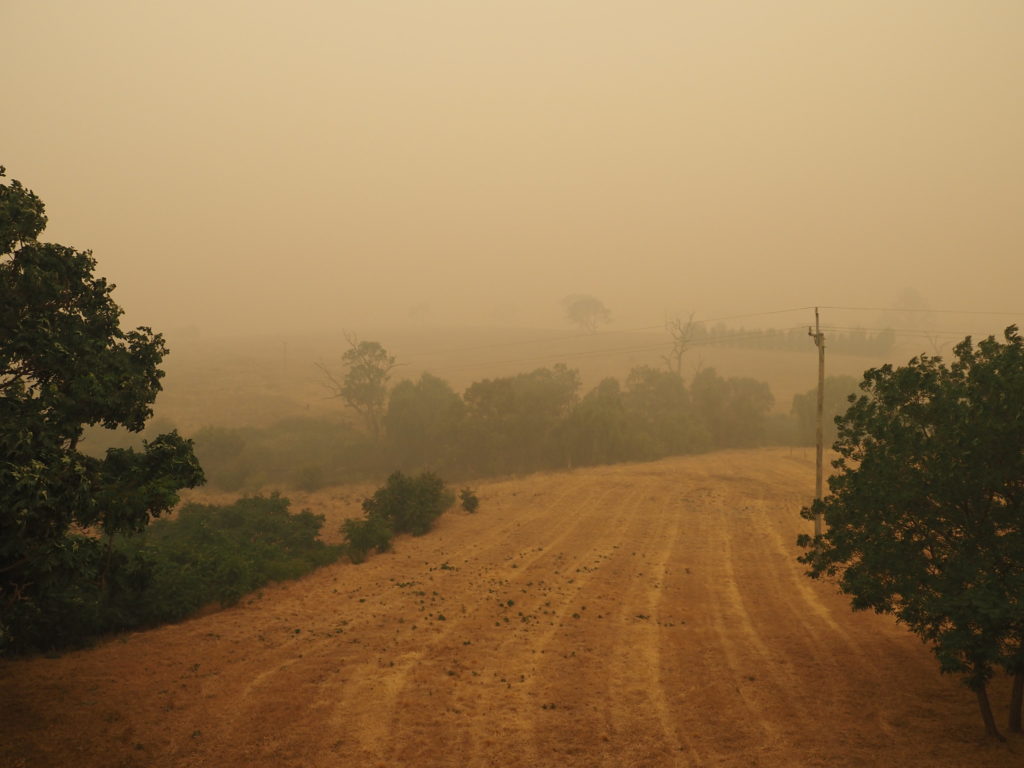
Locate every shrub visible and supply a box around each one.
[459,488,480,513]
[119,494,342,626]
[362,471,455,537]
[342,472,454,563]
[341,515,393,563]
[4,494,342,653]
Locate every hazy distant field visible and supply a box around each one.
[153,325,894,432]
[3,448,1016,767]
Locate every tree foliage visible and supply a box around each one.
[562,294,611,333]
[319,334,397,440]
[790,375,860,446]
[690,368,774,448]
[0,167,204,653]
[123,494,341,621]
[384,373,464,471]
[562,377,634,466]
[195,359,789,491]
[459,487,480,513]
[461,364,580,474]
[624,365,707,457]
[798,327,1024,738]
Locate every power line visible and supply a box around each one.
[332,305,1014,381]
[408,326,811,377]
[821,325,976,336]
[819,305,1024,316]
[693,306,814,325]
[395,307,814,362]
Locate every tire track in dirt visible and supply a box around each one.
[595,483,690,767]
[658,456,848,766]
[737,493,902,745]
[191,471,597,765]
[324,476,626,765]
[456,481,647,768]
[384,480,651,768]
[670,482,798,765]
[509,479,658,767]
[516,472,698,767]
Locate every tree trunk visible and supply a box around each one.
[976,684,1005,741]
[1010,671,1024,734]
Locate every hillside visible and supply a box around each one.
[1,448,1018,767]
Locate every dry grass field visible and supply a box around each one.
[2,448,1019,767]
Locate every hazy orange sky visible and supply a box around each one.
[4,1,1022,335]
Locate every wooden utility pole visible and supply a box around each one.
[808,307,825,537]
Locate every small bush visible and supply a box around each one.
[342,471,454,563]
[362,471,455,537]
[342,515,393,563]
[459,488,480,513]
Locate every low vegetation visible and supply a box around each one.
[460,487,480,513]
[123,494,342,622]
[343,471,455,563]
[4,494,341,654]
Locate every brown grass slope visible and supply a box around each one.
[1,448,1019,767]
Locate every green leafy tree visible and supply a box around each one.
[624,366,707,457]
[690,368,774,448]
[798,327,1024,739]
[384,373,464,471]
[564,377,634,466]
[462,364,580,474]
[790,375,860,446]
[0,167,204,653]
[319,334,398,440]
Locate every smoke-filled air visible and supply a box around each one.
[4,1,1024,766]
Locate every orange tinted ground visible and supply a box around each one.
[1,448,1019,767]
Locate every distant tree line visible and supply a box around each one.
[696,323,895,356]
[182,357,843,493]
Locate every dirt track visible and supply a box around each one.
[1,448,1020,767]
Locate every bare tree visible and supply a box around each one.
[662,313,697,377]
[316,332,398,440]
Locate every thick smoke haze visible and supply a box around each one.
[4,1,1022,335]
